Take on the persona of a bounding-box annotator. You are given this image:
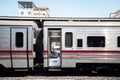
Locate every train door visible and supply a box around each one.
[48,29,61,68]
[11,28,29,68]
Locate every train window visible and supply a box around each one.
[87,36,105,47]
[16,32,23,47]
[77,39,83,47]
[65,32,73,47]
[117,37,120,47]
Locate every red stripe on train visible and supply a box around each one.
[0,50,32,53]
[44,50,120,53]
[62,50,120,53]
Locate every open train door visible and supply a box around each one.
[48,29,61,69]
[11,28,29,68]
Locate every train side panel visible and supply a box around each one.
[0,27,11,68]
[62,26,120,67]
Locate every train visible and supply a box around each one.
[0,16,120,72]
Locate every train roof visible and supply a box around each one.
[0,16,120,22]
[0,16,120,27]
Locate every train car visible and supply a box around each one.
[43,19,120,71]
[0,20,41,72]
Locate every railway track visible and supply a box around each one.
[0,76,120,80]
[0,70,120,80]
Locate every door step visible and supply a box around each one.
[15,69,28,71]
[48,69,61,71]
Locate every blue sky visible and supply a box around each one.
[0,0,120,17]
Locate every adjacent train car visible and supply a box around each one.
[43,19,120,70]
[0,20,37,71]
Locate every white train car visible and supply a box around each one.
[43,19,120,70]
[0,20,35,71]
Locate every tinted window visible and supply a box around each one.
[65,32,73,47]
[16,32,23,47]
[87,36,105,47]
[77,39,83,47]
[117,37,120,47]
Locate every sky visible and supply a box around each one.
[0,0,120,17]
